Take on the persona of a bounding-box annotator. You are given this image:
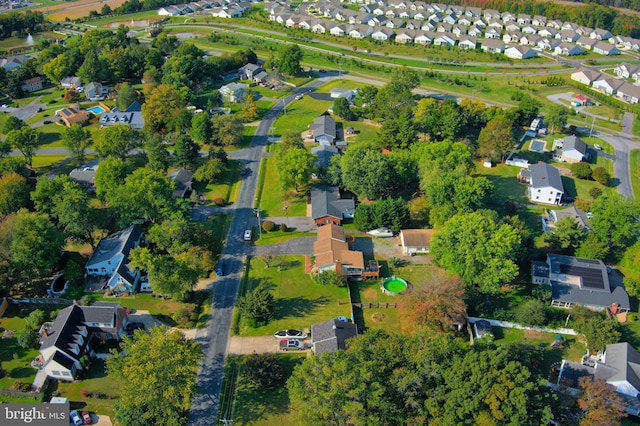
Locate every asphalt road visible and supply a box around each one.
[187,76,331,426]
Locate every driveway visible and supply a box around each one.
[594,131,636,198]
[263,216,316,232]
[227,336,310,355]
[127,309,166,330]
[5,102,47,122]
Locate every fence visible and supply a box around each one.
[9,298,73,306]
[468,316,578,336]
[352,302,397,309]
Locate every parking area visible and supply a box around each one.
[126,309,165,330]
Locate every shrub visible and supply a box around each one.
[11,382,31,392]
[589,187,603,199]
[213,197,225,206]
[16,328,38,349]
[592,166,610,186]
[243,353,284,390]
[80,389,89,397]
[279,223,287,232]
[262,220,275,232]
[24,309,44,329]
[571,162,592,180]
[532,285,552,302]
[172,306,192,326]
[316,270,347,287]
[79,295,91,306]
[514,299,547,326]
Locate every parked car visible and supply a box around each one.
[216,260,224,277]
[70,410,83,426]
[279,339,305,351]
[243,229,252,241]
[43,120,52,124]
[274,329,307,339]
[82,411,92,425]
[295,94,302,100]
[335,316,349,322]
[594,144,602,150]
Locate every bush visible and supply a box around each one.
[11,382,31,392]
[172,306,192,326]
[213,197,225,206]
[592,166,610,186]
[316,270,347,287]
[24,309,44,329]
[16,328,38,348]
[571,162,592,180]
[79,295,91,306]
[279,223,287,232]
[243,353,284,390]
[532,285,552,302]
[514,299,547,326]
[262,220,275,232]
[589,187,603,199]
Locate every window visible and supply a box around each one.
[62,371,71,377]
[52,370,61,376]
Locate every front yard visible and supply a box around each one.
[256,156,307,217]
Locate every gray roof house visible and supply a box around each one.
[473,319,494,340]
[531,253,630,312]
[311,185,355,226]
[69,159,99,191]
[99,101,144,130]
[311,144,339,168]
[38,302,128,380]
[60,76,82,89]
[310,115,337,145]
[542,205,589,233]
[84,82,108,101]
[238,63,262,80]
[553,135,587,163]
[167,169,193,198]
[518,162,564,205]
[85,225,144,294]
[311,318,358,356]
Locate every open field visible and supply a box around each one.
[37,0,129,20]
[256,157,307,217]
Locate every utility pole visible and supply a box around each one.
[254,209,262,239]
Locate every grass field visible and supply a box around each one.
[192,159,243,204]
[42,0,130,21]
[631,149,640,197]
[253,229,309,246]
[256,157,307,217]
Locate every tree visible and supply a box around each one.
[545,217,586,254]
[95,156,130,202]
[95,125,140,159]
[571,162,593,180]
[25,309,44,329]
[316,270,347,287]
[589,194,640,249]
[16,328,38,349]
[574,315,620,353]
[116,83,139,111]
[193,158,226,184]
[239,281,274,327]
[353,198,410,233]
[275,146,315,192]
[243,353,284,390]
[622,240,640,297]
[430,212,521,294]
[402,275,466,333]
[211,114,243,146]
[142,83,189,134]
[129,248,199,301]
[332,97,355,121]
[278,44,303,76]
[107,327,201,426]
[576,233,610,260]
[6,126,41,167]
[0,173,30,215]
[577,376,627,426]
[592,166,610,185]
[376,110,417,150]
[52,179,95,246]
[514,299,546,326]
[517,95,541,125]
[146,216,193,255]
[190,112,213,145]
[62,123,92,165]
[279,131,304,150]
[115,168,178,225]
[546,104,570,133]
[3,115,25,134]
[77,49,106,84]
[144,134,170,172]
[174,135,201,169]
[477,116,516,161]
[240,91,259,122]
[11,210,65,279]
[338,149,393,200]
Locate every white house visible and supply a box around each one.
[400,229,437,254]
[219,82,248,103]
[616,82,640,105]
[555,42,584,56]
[480,38,505,53]
[458,35,477,49]
[372,27,394,41]
[570,69,601,86]
[592,77,624,95]
[518,162,564,205]
[553,135,587,163]
[504,45,537,59]
[593,41,620,55]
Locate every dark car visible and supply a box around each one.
[43,120,52,124]
[318,69,326,73]
[216,260,224,277]
[126,322,145,336]
[240,167,248,176]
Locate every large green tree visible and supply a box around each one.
[546,104,571,134]
[431,211,521,294]
[116,82,139,111]
[190,112,213,145]
[622,240,640,297]
[477,116,516,161]
[275,146,315,192]
[278,44,303,76]
[211,114,243,146]
[6,126,42,167]
[94,156,130,202]
[106,327,201,426]
[174,135,201,169]
[337,149,393,200]
[545,217,586,254]
[0,172,30,215]
[239,281,275,327]
[589,194,640,249]
[62,123,92,165]
[95,125,141,159]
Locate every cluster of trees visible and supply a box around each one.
[274,131,315,193]
[571,162,611,186]
[353,198,410,233]
[0,11,46,40]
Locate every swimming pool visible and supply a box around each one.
[86,106,105,114]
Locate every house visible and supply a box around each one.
[311,145,339,168]
[616,82,640,105]
[557,29,579,43]
[99,101,144,130]
[414,31,434,45]
[219,82,247,103]
[372,27,394,41]
[85,225,144,294]
[69,159,99,191]
[167,169,193,198]
[570,69,601,86]
[538,27,557,39]
[519,34,541,46]
[590,28,612,40]
[60,76,82,89]
[311,186,355,226]
[158,5,182,15]
[395,29,415,43]
[0,54,26,71]
[484,27,501,39]
[330,88,356,101]
[348,24,373,39]
[473,319,494,339]
[531,254,630,312]
[502,31,522,44]
[593,41,620,56]
[57,106,88,128]
[313,222,367,278]
[592,77,623,95]
[614,63,640,79]
[84,82,109,101]
[504,45,537,59]
[547,19,563,30]
[458,35,477,49]
[312,20,328,33]
[311,318,358,356]
[480,38,505,53]
[553,135,587,163]
[542,206,589,233]
[518,162,564,205]
[238,63,262,80]
[400,229,437,254]
[20,76,42,93]
[310,115,337,145]
[38,302,128,380]
[330,24,347,36]
[532,15,547,27]
[433,33,455,46]
[576,36,597,51]
[555,42,584,56]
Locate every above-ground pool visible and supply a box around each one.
[49,273,68,296]
[381,277,408,296]
[86,106,106,114]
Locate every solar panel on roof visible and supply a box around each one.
[578,258,601,265]
[561,264,605,290]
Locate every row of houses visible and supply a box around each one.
[572,68,640,105]
[157,0,252,16]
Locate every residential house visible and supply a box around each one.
[553,135,587,163]
[542,205,589,233]
[158,5,183,15]
[458,35,477,49]
[310,115,337,145]
[0,54,26,71]
[219,82,247,103]
[467,25,483,37]
[311,185,355,226]
[590,28,612,40]
[311,145,339,168]
[483,9,500,20]
[557,29,580,43]
[518,162,564,205]
[372,27,394,41]
[312,20,328,33]
[414,31,434,45]
[614,63,640,79]
[57,106,88,128]
[433,33,455,46]
[531,254,630,311]
[538,27,557,39]
[616,82,640,105]
[238,63,262,80]
[167,169,193,198]
[38,302,128,380]
[484,27,501,39]
[313,223,369,278]
[576,36,597,50]
[521,24,538,35]
[570,69,601,86]
[348,24,373,38]
[504,45,537,59]
[576,26,594,37]
[473,319,494,339]
[593,41,620,55]
[311,318,358,356]
[395,29,415,43]
[561,22,579,31]
[480,38,505,53]
[504,22,521,33]
[501,11,516,22]
[99,101,144,130]
[60,76,82,89]
[555,42,584,56]
[329,23,347,36]
[330,88,356,101]
[539,38,561,51]
[592,77,623,95]
[20,76,42,93]
[532,15,547,27]
[502,31,522,44]
[386,18,404,28]
[85,225,144,294]
[69,159,99,191]
[436,22,452,33]
[519,34,541,46]
[400,229,437,254]
[84,82,108,101]
[547,19,563,30]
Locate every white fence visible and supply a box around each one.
[468,316,578,336]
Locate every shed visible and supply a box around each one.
[473,319,494,339]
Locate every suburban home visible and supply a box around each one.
[533,15,547,26]
[167,169,193,198]
[348,24,373,38]
[85,225,144,294]
[99,100,144,130]
[312,20,328,33]
[38,302,128,380]
[329,23,347,36]
[553,135,587,163]
[593,41,620,55]
[576,36,597,50]
[484,27,501,39]
[558,343,640,415]
[310,115,337,145]
[57,106,89,128]
[69,159,99,192]
[504,45,537,59]
[433,33,455,46]
[0,54,26,71]
[480,38,505,53]
[158,5,183,15]
[60,76,82,89]
[395,29,415,43]
[238,63,263,80]
[84,82,108,101]
[219,82,247,103]
[311,318,358,356]
[458,35,477,49]
[311,185,355,226]
[542,205,589,233]
[372,27,394,41]
[399,229,438,255]
[590,28,612,40]
[555,42,584,56]
[614,63,640,79]
[20,76,42,93]
[518,162,564,205]
[557,29,580,43]
[313,223,376,279]
[538,27,557,39]
[592,77,624,95]
[311,144,339,168]
[615,82,640,104]
[414,31,434,45]
[531,254,630,311]
[570,69,601,86]
[547,19,563,30]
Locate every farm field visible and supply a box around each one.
[36,0,129,20]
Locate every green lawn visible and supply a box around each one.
[561,174,616,202]
[253,229,310,246]
[271,96,332,136]
[192,159,242,204]
[256,157,307,217]
[31,154,68,170]
[235,256,350,336]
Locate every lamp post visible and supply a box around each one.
[283,202,289,227]
[254,209,262,239]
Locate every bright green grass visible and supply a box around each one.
[31,154,67,169]
[271,96,333,136]
[90,10,159,26]
[253,230,309,246]
[236,256,350,336]
[256,157,306,217]
[561,174,616,202]
[630,149,640,197]
[581,136,614,155]
[192,159,242,204]
[38,123,66,148]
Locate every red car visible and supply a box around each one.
[82,411,92,425]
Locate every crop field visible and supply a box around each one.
[38,0,130,21]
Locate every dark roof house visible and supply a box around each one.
[311,185,355,226]
[311,144,339,168]
[311,318,358,356]
[167,169,193,198]
[310,115,337,145]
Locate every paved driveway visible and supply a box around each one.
[127,309,165,330]
[227,336,310,355]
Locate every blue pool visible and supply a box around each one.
[86,106,105,114]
